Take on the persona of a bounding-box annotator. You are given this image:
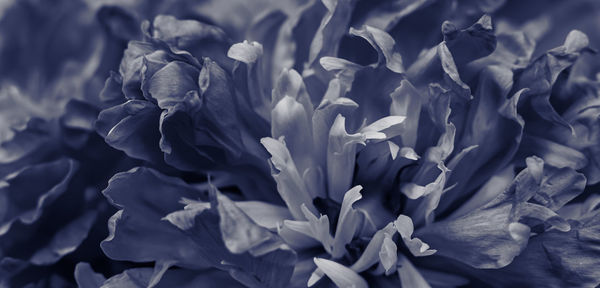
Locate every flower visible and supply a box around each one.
[2,0,600,287]
[96,15,279,200]
[93,5,600,288]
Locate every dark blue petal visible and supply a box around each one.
[100,167,210,269]
[96,100,164,164]
[74,262,106,288]
[164,185,297,288]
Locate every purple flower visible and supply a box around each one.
[1,0,600,287]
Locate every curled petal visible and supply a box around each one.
[350,222,396,272]
[96,100,163,164]
[394,215,436,257]
[312,95,358,165]
[417,157,584,269]
[477,207,600,287]
[514,30,592,130]
[349,25,404,73]
[326,114,365,202]
[228,41,264,64]
[300,204,333,254]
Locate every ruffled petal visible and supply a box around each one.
[474,202,600,287]
[147,61,199,109]
[100,167,210,268]
[0,118,57,178]
[0,159,77,235]
[96,100,163,164]
[379,232,398,274]
[513,30,592,130]
[151,15,228,56]
[407,15,496,101]
[437,65,524,215]
[416,156,584,269]
[326,114,365,202]
[164,186,297,288]
[390,79,422,148]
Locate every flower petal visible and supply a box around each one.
[513,30,592,130]
[476,206,600,287]
[100,167,210,269]
[299,204,333,254]
[390,79,422,148]
[349,25,404,73]
[397,254,431,288]
[148,61,200,109]
[379,233,398,274]
[234,201,293,230]
[312,95,358,166]
[394,215,436,257]
[417,156,582,269]
[0,159,77,235]
[326,114,365,202]
[0,118,57,178]
[271,95,314,178]
[29,209,97,265]
[438,66,524,215]
[74,262,106,288]
[228,41,264,64]
[350,222,396,272]
[151,15,228,49]
[228,41,271,122]
[313,257,368,288]
[331,185,363,258]
[164,187,297,288]
[261,137,318,219]
[96,100,163,164]
[306,0,356,80]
